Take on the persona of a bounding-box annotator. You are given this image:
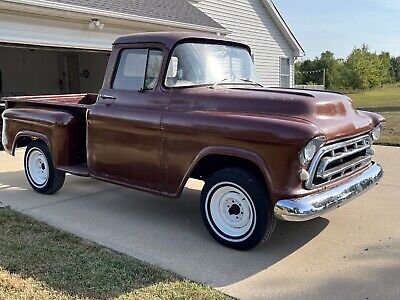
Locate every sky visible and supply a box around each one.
[273,0,400,59]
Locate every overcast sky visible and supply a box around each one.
[273,0,400,59]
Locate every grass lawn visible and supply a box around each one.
[346,84,400,146]
[0,209,231,300]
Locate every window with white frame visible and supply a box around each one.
[279,57,290,88]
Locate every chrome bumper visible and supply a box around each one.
[274,163,383,222]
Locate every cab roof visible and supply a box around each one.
[113,32,251,52]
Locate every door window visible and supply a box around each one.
[145,50,163,90]
[113,49,163,91]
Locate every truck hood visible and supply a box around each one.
[181,86,376,140]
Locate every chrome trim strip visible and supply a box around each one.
[274,163,383,222]
[317,144,370,172]
[317,156,371,179]
[305,134,371,189]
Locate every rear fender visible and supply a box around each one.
[2,108,85,167]
[12,131,51,155]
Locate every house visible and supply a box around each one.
[0,0,303,97]
[191,0,304,87]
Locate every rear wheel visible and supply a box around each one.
[24,140,65,194]
[200,168,276,250]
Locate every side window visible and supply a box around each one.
[145,50,163,90]
[113,48,163,91]
[280,57,291,88]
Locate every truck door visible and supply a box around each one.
[87,46,167,193]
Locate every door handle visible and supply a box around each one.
[100,95,116,100]
[99,94,116,105]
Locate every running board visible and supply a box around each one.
[58,164,90,177]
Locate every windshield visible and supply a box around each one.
[165,42,259,87]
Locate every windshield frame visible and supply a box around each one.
[162,39,258,90]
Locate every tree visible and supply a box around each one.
[379,52,392,85]
[343,45,383,90]
[295,58,323,85]
[390,56,400,82]
[295,45,394,91]
[319,51,344,89]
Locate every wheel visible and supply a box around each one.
[24,140,65,194]
[200,168,276,250]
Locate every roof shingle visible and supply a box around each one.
[50,0,224,29]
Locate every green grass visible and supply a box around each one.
[346,84,400,146]
[0,209,231,300]
[347,84,400,108]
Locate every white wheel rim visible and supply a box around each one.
[205,182,256,242]
[26,148,49,188]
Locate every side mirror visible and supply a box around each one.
[167,57,178,78]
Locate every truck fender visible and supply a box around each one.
[176,146,273,198]
[2,108,83,167]
[12,130,51,155]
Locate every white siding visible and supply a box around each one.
[192,0,295,87]
[0,11,194,51]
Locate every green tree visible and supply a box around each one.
[295,45,394,90]
[295,58,322,85]
[379,52,392,84]
[295,51,344,89]
[343,45,383,90]
[390,56,400,82]
[319,51,344,89]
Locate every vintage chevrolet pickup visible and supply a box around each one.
[1,32,384,250]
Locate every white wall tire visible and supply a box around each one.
[24,140,65,194]
[201,168,276,250]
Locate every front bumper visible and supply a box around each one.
[274,163,383,222]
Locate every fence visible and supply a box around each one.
[294,85,325,90]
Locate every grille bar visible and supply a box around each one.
[305,134,372,189]
[316,144,370,176]
[317,156,371,180]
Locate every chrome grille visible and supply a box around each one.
[305,134,373,189]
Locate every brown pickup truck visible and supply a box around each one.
[2,32,384,250]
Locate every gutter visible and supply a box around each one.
[2,0,229,35]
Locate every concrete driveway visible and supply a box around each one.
[0,146,399,300]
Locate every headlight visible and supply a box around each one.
[371,123,383,141]
[299,136,326,165]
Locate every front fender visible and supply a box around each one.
[174,146,274,198]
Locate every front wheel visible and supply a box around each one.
[24,140,65,194]
[200,168,276,250]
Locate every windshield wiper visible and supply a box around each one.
[210,78,229,89]
[239,78,264,87]
[210,78,264,89]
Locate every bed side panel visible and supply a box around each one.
[2,108,87,167]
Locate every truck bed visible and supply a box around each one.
[1,93,95,168]
[1,93,97,108]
